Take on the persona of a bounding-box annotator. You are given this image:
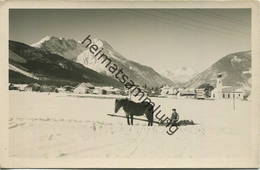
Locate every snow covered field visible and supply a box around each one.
[9,91,253,159]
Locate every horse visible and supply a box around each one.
[114,98,154,126]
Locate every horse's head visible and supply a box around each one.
[115,98,129,113]
[115,98,122,113]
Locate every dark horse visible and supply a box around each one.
[115,98,154,126]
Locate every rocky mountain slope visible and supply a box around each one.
[9,40,122,87]
[184,51,251,90]
[32,35,175,88]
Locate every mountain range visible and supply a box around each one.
[9,35,251,91]
[29,35,175,88]
[9,36,174,88]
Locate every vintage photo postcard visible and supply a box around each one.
[0,0,259,168]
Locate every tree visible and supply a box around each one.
[198,83,214,97]
[142,84,147,90]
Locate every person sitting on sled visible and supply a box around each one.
[171,108,179,125]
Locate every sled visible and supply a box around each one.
[107,114,198,126]
[107,113,160,124]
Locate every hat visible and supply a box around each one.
[172,108,176,111]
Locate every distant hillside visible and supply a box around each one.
[184,51,251,90]
[9,40,122,87]
[33,35,175,88]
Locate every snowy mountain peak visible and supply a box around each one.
[161,67,197,84]
[29,35,175,87]
[31,36,52,47]
[174,67,196,76]
[81,35,104,48]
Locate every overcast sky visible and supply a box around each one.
[9,9,251,73]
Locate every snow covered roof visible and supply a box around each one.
[221,87,244,93]
[75,82,94,89]
[180,89,196,95]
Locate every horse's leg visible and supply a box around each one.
[130,114,133,125]
[147,112,153,126]
[145,112,150,126]
[126,115,130,125]
[151,113,154,126]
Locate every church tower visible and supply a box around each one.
[213,73,223,99]
[216,73,223,90]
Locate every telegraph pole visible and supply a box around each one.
[233,95,236,111]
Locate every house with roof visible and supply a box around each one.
[177,88,196,98]
[160,85,177,96]
[9,83,18,90]
[39,85,57,92]
[106,87,122,95]
[24,83,41,92]
[56,85,74,93]
[9,84,28,91]
[211,73,245,100]
[92,87,107,95]
[73,82,94,94]
[195,88,206,99]
[63,85,74,92]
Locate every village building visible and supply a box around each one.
[73,82,94,94]
[149,89,159,97]
[39,85,57,92]
[24,85,33,91]
[8,84,28,91]
[195,88,206,99]
[56,87,66,93]
[160,85,177,96]
[89,86,124,95]
[92,87,107,95]
[63,85,74,92]
[211,73,245,100]
[221,87,244,99]
[108,87,122,95]
[56,86,74,93]
[177,88,196,98]
[9,83,18,90]
[24,83,41,92]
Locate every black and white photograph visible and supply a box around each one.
[0,0,259,168]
